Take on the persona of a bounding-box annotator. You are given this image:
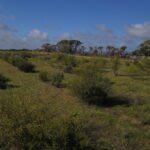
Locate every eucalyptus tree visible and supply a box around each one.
[98,46,103,55]
[133,40,150,56]
[57,40,82,54]
[119,46,127,57]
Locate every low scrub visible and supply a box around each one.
[112,55,120,76]
[0,52,35,73]
[64,56,77,73]
[135,58,150,75]
[0,74,10,89]
[71,64,112,104]
[0,99,91,150]
[39,71,49,82]
[50,71,64,87]
[12,56,35,72]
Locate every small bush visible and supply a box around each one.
[56,53,66,61]
[71,64,112,104]
[50,71,64,87]
[39,71,49,82]
[64,56,77,73]
[0,53,35,73]
[125,61,130,66]
[11,56,35,73]
[112,55,120,76]
[64,63,74,73]
[136,58,150,75]
[64,56,77,67]
[0,74,10,89]
[19,52,34,59]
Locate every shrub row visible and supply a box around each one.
[55,53,78,73]
[39,71,64,88]
[0,53,35,73]
[0,73,10,89]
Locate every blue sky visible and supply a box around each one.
[0,0,150,50]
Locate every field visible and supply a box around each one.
[0,51,149,150]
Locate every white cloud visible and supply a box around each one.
[26,29,48,41]
[126,22,150,39]
[58,32,72,40]
[0,23,15,32]
[0,25,49,49]
[0,22,149,51]
[97,24,112,34]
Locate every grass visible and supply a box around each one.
[0,51,149,150]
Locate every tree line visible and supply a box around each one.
[41,39,150,57]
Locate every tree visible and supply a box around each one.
[77,45,86,55]
[41,43,51,52]
[119,46,127,57]
[98,46,103,55]
[132,40,150,56]
[42,43,56,52]
[70,40,82,53]
[57,40,82,54]
[106,46,115,56]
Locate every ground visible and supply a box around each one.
[0,51,149,150]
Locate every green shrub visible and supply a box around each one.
[0,52,35,73]
[11,56,35,73]
[64,56,77,67]
[56,53,66,61]
[136,58,150,75]
[64,63,74,73]
[71,64,112,104]
[112,55,120,76]
[39,71,49,82]
[50,71,64,87]
[19,51,34,59]
[125,61,130,66]
[0,52,12,63]
[64,56,77,73]
[0,74,10,89]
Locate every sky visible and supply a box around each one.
[0,0,150,50]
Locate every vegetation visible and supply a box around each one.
[11,55,35,73]
[64,55,77,73]
[50,71,64,88]
[0,73,10,89]
[39,71,49,82]
[0,43,149,150]
[0,52,35,73]
[71,63,112,104]
[132,40,150,56]
[112,54,120,76]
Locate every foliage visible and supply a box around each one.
[133,40,150,56]
[64,56,77,73]
[0,53,35,73]
[112,54,120,76]
[50,71,64,87]
[0,98,90,150]
[135,58,150,75]
[0,74,10,89]
[71,64,112,104]
[11,55,35,72]
[57,40,82,54]
[39,71,49,82]
[0,50,149,150]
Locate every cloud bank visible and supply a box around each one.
[0,22,150,50]
[0,23,49,49]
